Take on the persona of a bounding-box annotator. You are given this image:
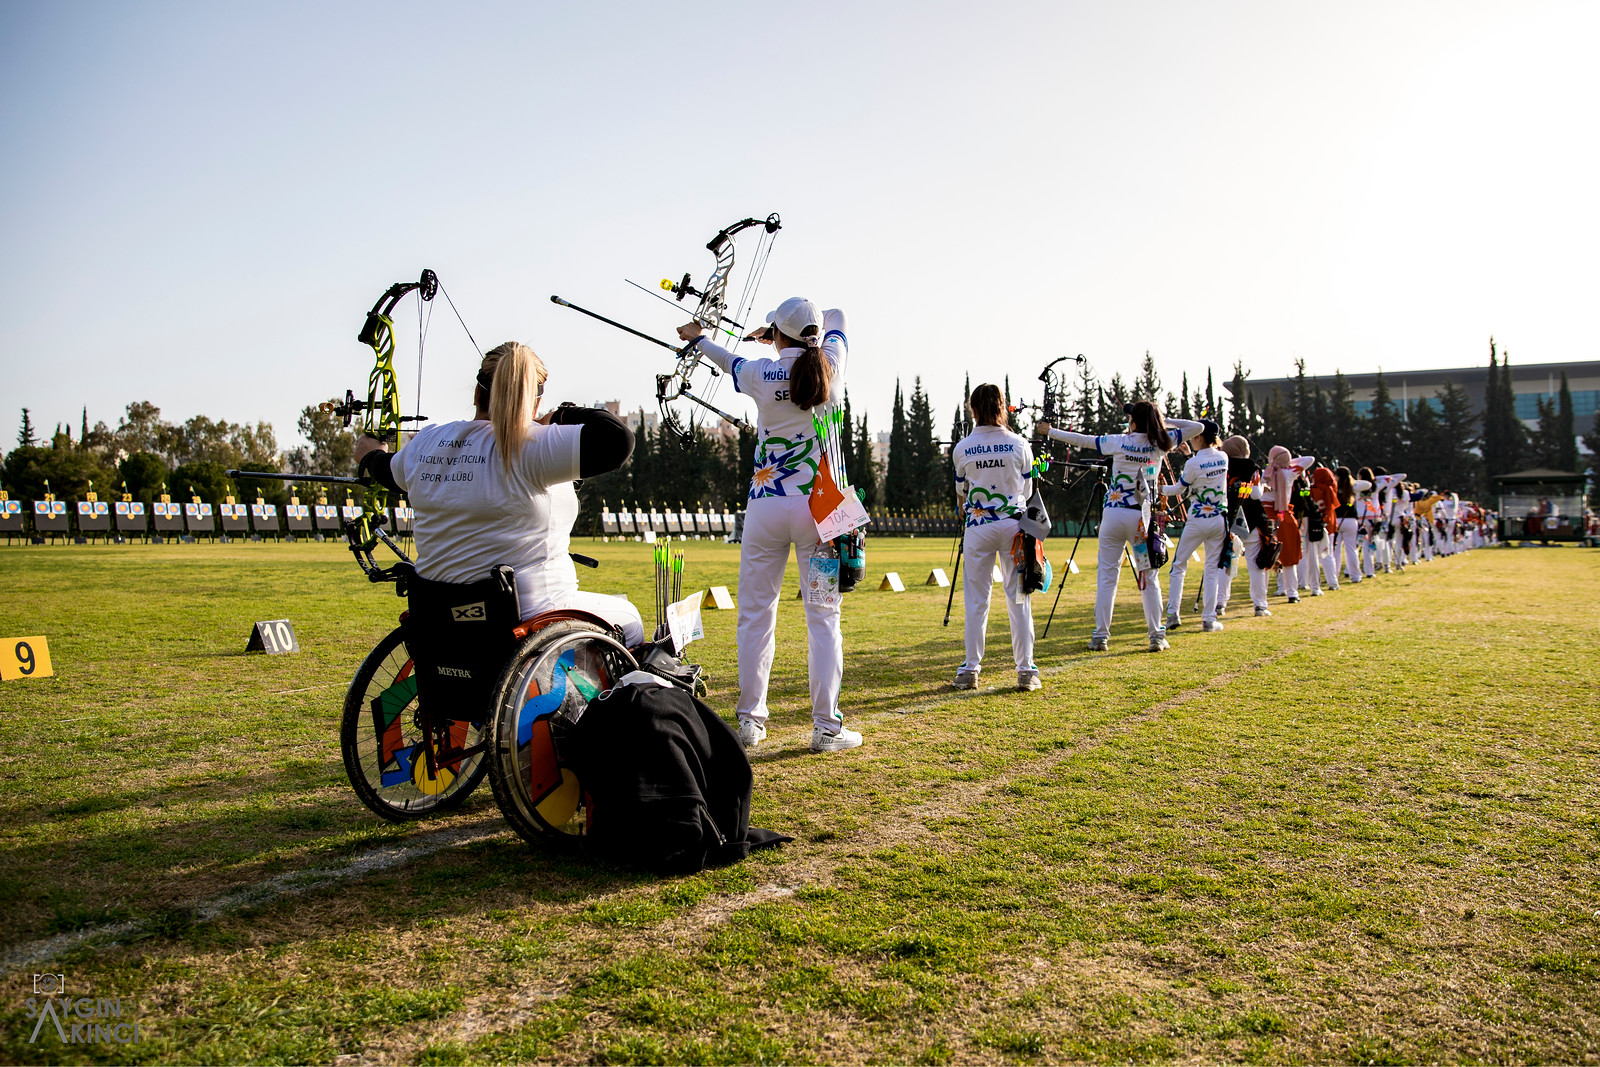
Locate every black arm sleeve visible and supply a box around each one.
[358,449,402,494]
[548,405,636,478]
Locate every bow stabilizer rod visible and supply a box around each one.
[550,295,683,353]
[227,470,363,486]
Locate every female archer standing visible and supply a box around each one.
[1161,419,1229,633]
[676,299,860,754]
[951,384,1040,691]
[1038,403,1203,651]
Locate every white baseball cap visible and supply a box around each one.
[765,297,822,341]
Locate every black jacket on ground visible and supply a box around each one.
[564,682,790,874]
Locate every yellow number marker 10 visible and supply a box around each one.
[0,637,53,680]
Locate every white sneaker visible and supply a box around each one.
[811,726,863,753]
[737,720,766,748]
[1148,635,1170,652]
[1286,595,1299,604]
[1310,589,1323,597]
[1202,619,1224,632]
[953,669,979,690]
[1016,669,1041,691]
[1165,614,1181,630]
[1255,606,1273,617]
[1088,635,1109,652]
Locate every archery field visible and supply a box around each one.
[1,540,1598,1065]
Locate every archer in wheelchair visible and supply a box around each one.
[340,340,725,855]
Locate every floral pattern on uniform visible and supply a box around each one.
[1189,487,1226,520]
[749,434,819,500]
[964,485,1019,527]
[1103,471,1137,509]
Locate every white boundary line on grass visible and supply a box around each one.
[1,823,509,971]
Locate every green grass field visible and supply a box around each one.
[1,537,1597,1065]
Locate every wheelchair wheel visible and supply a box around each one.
[340,626,491,821]
[486,620,636,849]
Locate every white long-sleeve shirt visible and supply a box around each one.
[695,309,848,500]
[1048,419,1204,510]
[952,424,1035,527]
[1161,445,1229,520]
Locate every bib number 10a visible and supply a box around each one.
[0,637,53,680]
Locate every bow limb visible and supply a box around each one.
[333,269,438,560]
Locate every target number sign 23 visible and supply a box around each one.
[0,637,53,680]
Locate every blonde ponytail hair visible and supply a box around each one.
[479,341,548,476]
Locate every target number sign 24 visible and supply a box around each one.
[0,637,53,680]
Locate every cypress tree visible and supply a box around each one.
[1138,351,1161,402]
[1435,381,1482,495]
[1327,370,1358,462]
[1481,339,1501,475]
[1491,349,1525,475]
[1179,372,1191,420]
[886,380,909,509]
[1205,369,1217,426]
[1365,371,1405,469]
[1556,371,1578,470]
[1308,379,1330,464]
[1292,359,1313,447]
[1228,362,1250,439]
[1075,359,1097,429]
[853,413,878,508]
[907,378,940,509]
[17,408,35,448]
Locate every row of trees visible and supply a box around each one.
[8,341,1596,523]
[1,402,346,508]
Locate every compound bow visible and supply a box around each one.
[231,268,477,583]
[554,212,781,449]
[1028,354,1085,484]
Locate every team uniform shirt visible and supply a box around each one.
[952,425,1036,527]
[391,419,585,616]
[1161,445,1229,519]
[1335,478,1372,519]
[1048,419,1204,510]
[695,309,848,500]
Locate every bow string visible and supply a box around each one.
[554,213,782,450]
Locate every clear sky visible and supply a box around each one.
[2,1,1596,448]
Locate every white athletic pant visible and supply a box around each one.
[1337,518,1361,580]
[1444,518,1457,554]
[960,517,1034,673]
[1094,506,1165,638]
[552,591,645,647]
[1362,527,1380,577]
[1300,530,1339,590]
[1166,516,1226,624]
[1242,530,1270,609]
[734,495,844,731]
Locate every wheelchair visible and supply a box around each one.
[340,561,697,848]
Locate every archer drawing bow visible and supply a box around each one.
[232,268,479,583]
[553,213,781,449]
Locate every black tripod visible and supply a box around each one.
[1041,460,1108,640]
